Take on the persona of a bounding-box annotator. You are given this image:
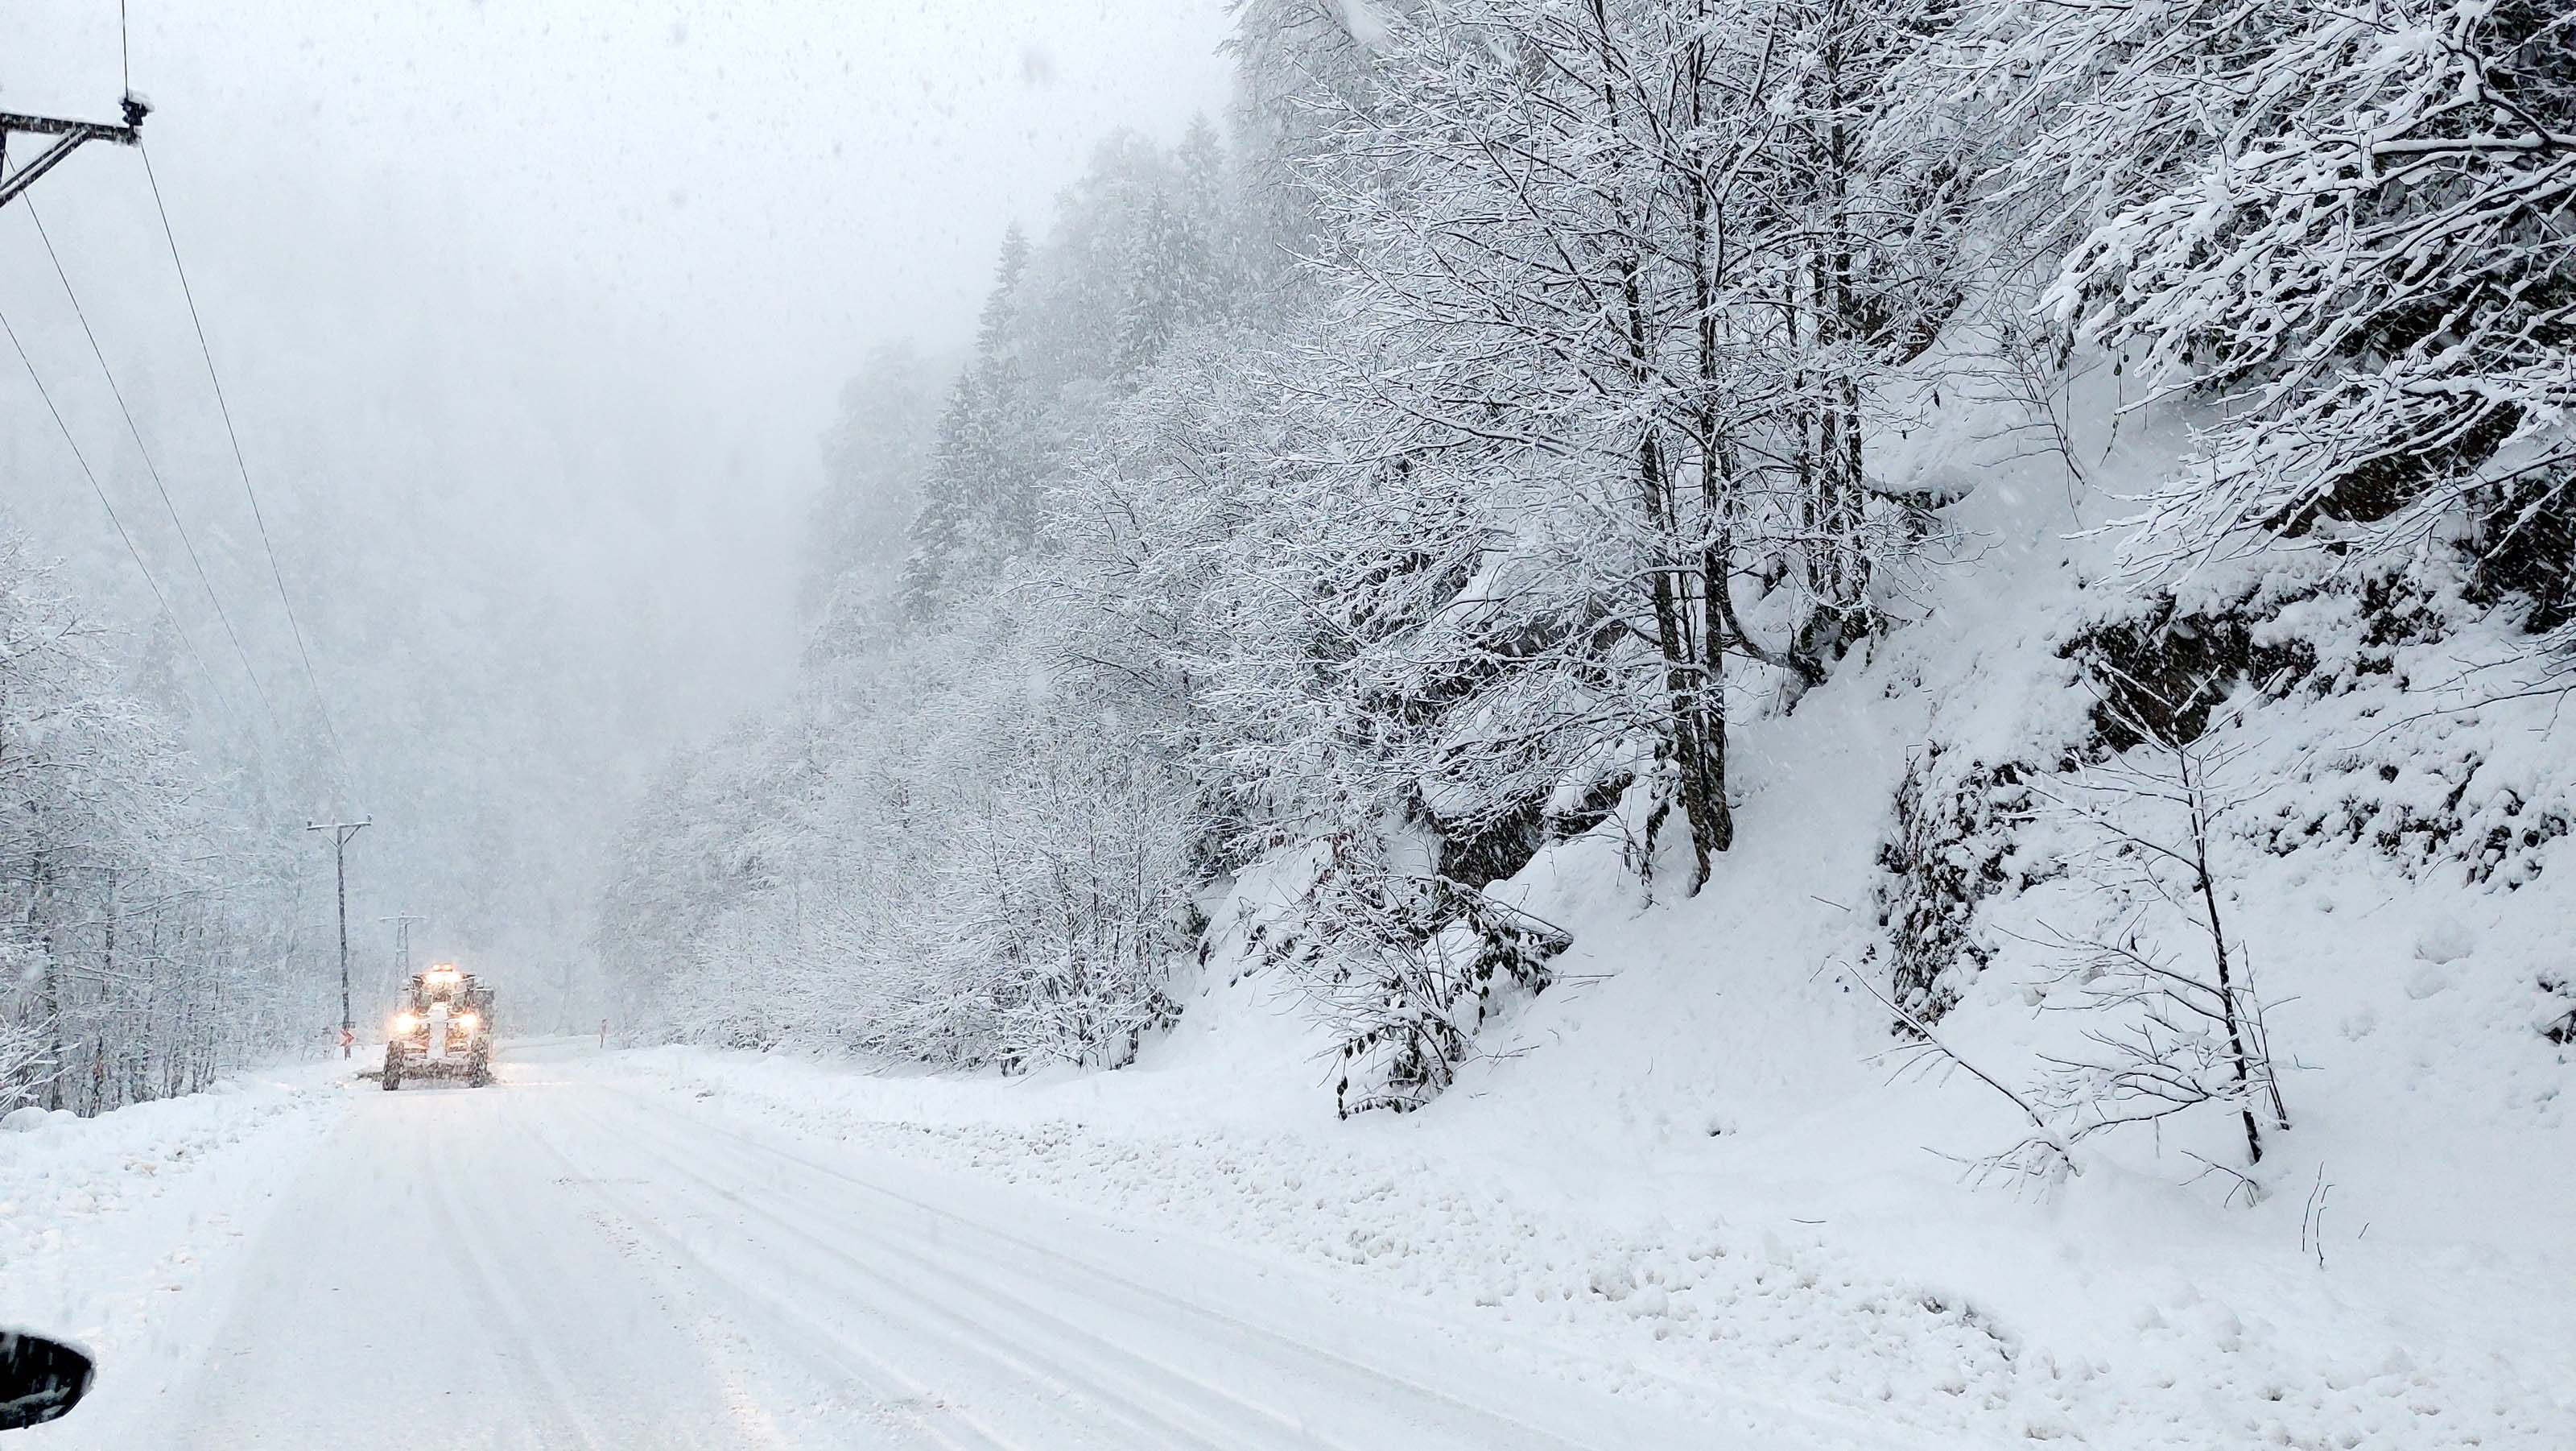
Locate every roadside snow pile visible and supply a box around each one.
[0,1064,348,1446]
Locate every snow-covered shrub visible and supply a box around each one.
[943,708,1195,1072]
[2018,672,2294,1175]
[1266,832,1570,1118]
[0,983,52,1115]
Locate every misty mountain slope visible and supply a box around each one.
[7,0,2566,1445]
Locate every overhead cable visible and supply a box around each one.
[0,295,238,718]
[138,140,354,788]
[23,195,280,726]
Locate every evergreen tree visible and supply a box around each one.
[901,227,1051,619]
[1114,117,1235,377]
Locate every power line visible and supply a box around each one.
[0,296,237,717]
[22,195,281,727]
[138,140,353,791]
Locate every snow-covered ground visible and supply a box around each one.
[609,969,2574,1451]
[575,480,2576,1445]
[0,1038,1820,1449]
[0,1061,346,1447]
[5,1002,2562,1448]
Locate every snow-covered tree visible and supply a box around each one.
[0,525,310,1114]
[1294,0,1961,890]
[805,341,939,660]
[1970,0,2575,615]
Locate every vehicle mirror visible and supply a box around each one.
[0,1330,93,1430]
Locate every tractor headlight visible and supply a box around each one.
[391,1011,420,1035]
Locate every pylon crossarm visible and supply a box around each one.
[0,97,149,212]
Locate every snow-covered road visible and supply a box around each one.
[16,1032,2559,1450]
[89,1040,1757,1451]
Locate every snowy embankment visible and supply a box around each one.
[0,1064,349,1445]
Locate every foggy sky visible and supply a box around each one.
[2,1,1234,998]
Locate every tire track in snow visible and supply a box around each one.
[500,1112,898,1449]
[419,1091,625,1451]
[646,1103,1625,1445]
[577,1097,1311,1451]
[545,1089,1252,1450]
[588,1085,1678,1450]
[515,1090,1034,1451]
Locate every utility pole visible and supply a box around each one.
[0,95,149,213]
[378,912,428,1005]
[307,819,370,1056]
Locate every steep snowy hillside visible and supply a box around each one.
[569,3,2574,1445]
[1164,370,2576,1448]
[605,369,2576,1451]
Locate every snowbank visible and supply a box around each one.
[0,1064,350,1446]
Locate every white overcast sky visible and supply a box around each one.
[2,1,1234,973]
[3,0,1235,735]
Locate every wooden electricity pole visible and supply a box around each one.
[307,819,371,1056]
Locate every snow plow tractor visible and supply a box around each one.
[382,965,494,1089]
